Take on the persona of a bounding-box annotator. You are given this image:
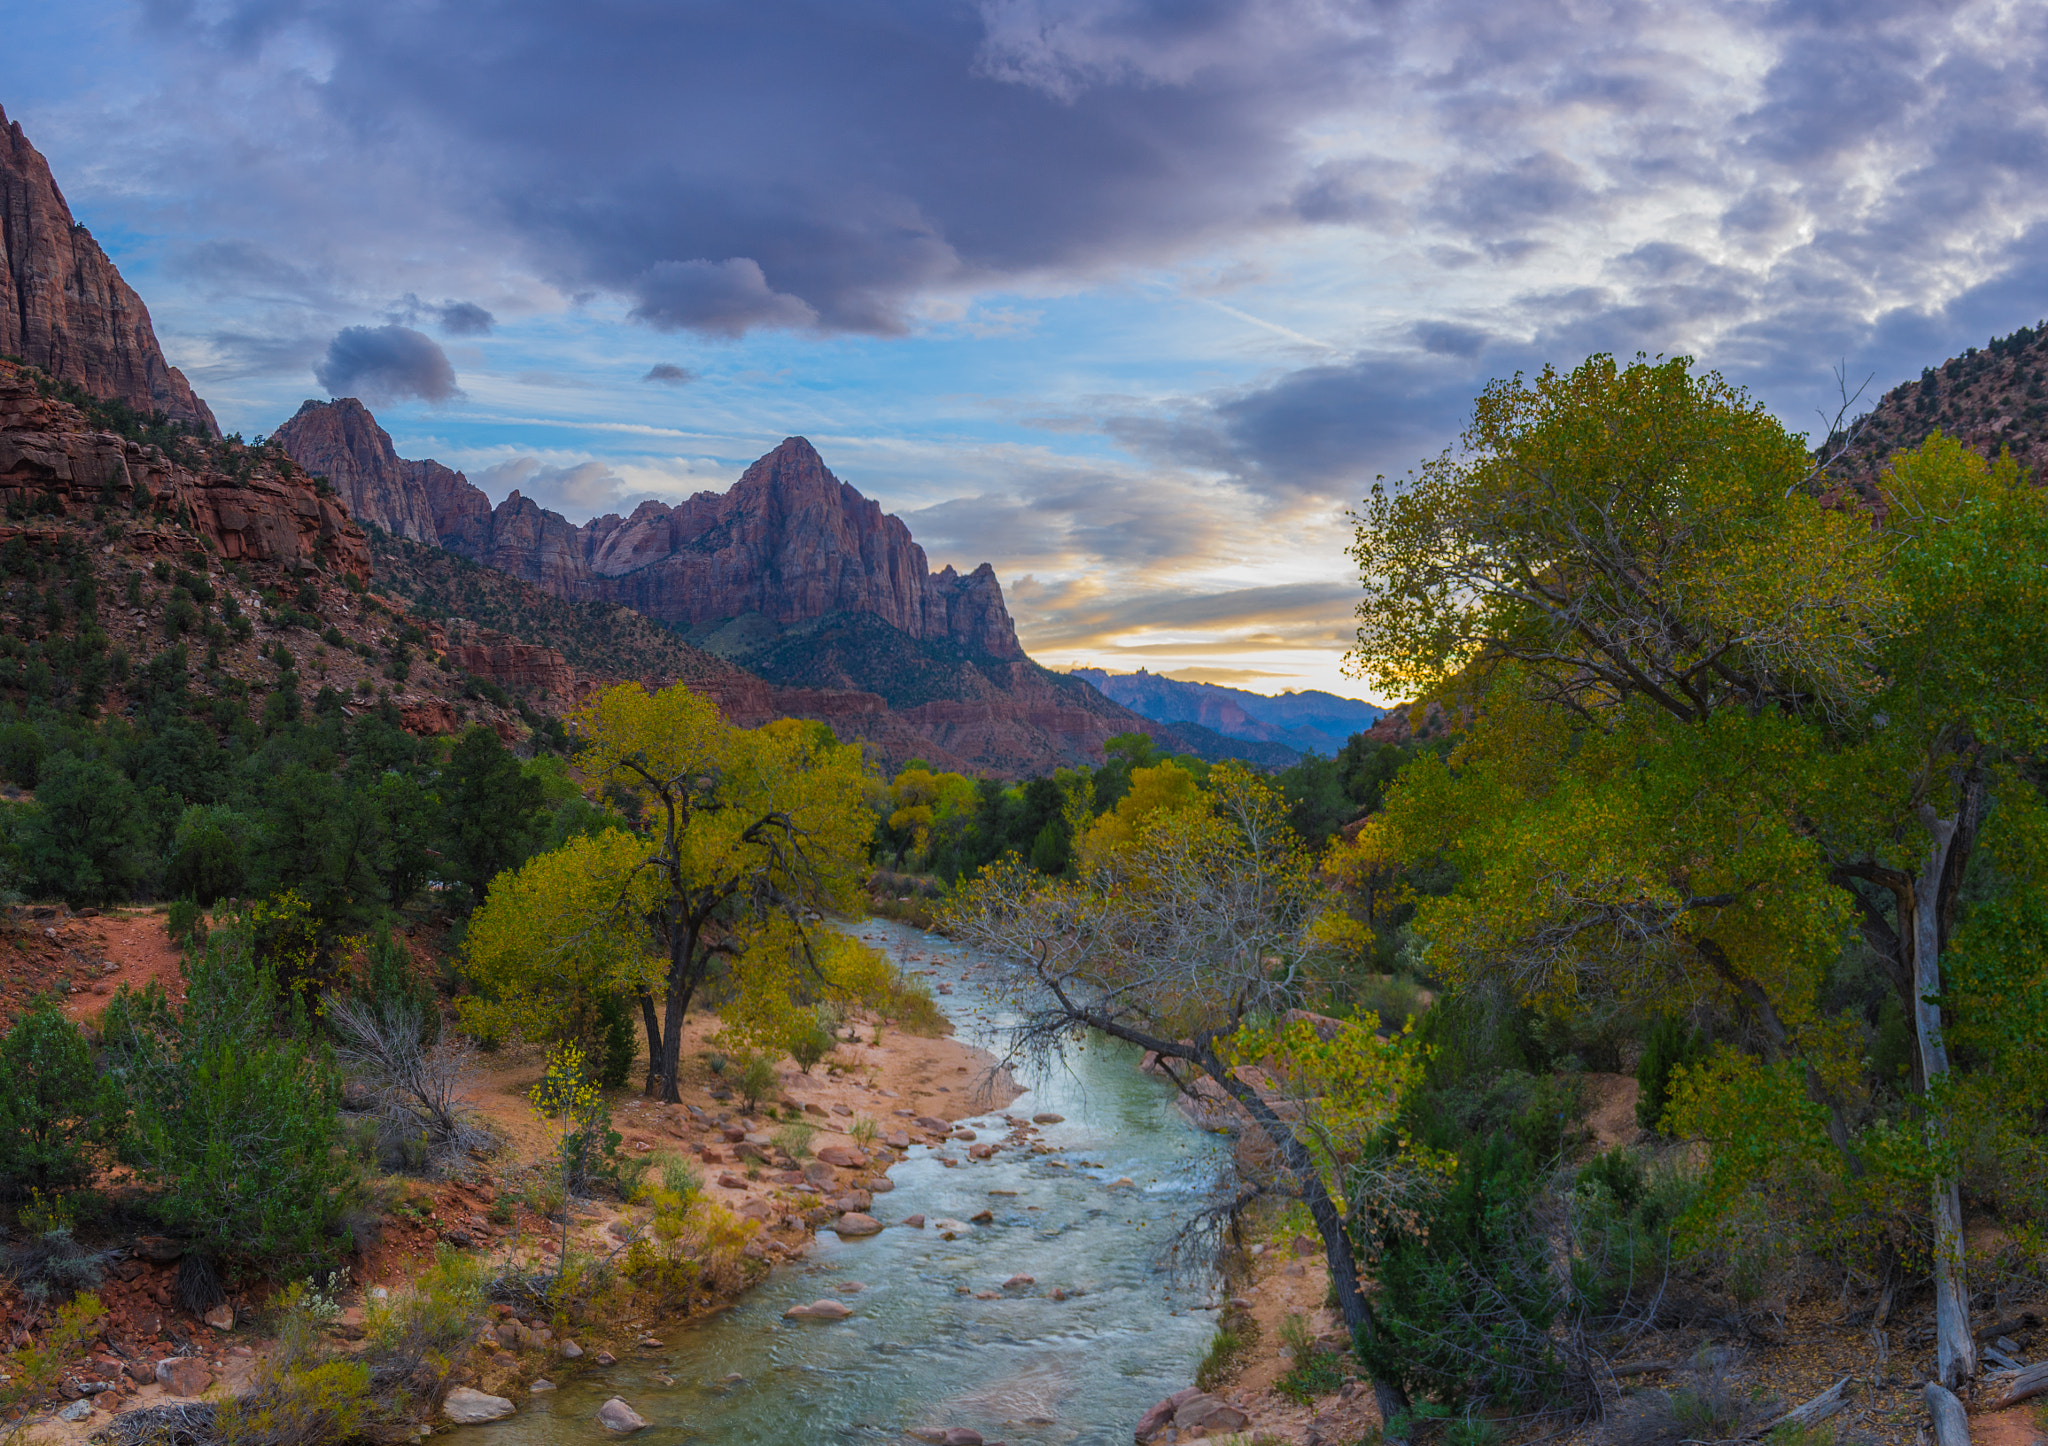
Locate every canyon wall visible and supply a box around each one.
[0,106,218,435]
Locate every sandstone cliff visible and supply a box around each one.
[269,398,443,542]
[0,360,364,576]
[273,403,1024,660]
[0,106,218,436]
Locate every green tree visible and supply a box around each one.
[0,995,125,1198]
[19,753,149,905]
[1355,358,2048,1385]
[464,682,884,1102]
[436,726,547,910]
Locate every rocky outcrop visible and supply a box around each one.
[453,436,1025,658]
[0,360,367,577]
[445,634,579,699]
[0,106,217,435]
[271,406,1026,659]
[268,398,441,541]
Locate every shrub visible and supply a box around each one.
[6,1226,118,1305]
[850,1115,879,1150]
[166,898,208,950]
[0,995,126,1198]
[118,925,355,1273]
[737,1054,777,1113]
[1275,1312,1347,1403]
[658,1154,702,1198]
[0,1292,105,1446]
[789,1016,834,1074]
[881,974,950,1037]
[1636,1014,1706,1134]
[771,1122,816,1159]
[0,721,44,788]
[1195,1319,1253,1392]
[325,992,490,1175]
[361,1249,488,1409]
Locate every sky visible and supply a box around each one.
[7,0,2048,702]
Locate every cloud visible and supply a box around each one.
[470,456,629,515]
[642,363,696,384]
[436,301,495,335]
[629,259,819,337]
[314,325,462,404]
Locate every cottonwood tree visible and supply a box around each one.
[945,763,1419,1428]
[1353,357,2048,1385]
[464,681,883,1103]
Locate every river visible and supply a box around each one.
[460,918,1226,1445]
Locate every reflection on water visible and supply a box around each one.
[458,919,1224,1445]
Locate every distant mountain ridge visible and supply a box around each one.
[0,105,218,434]
[1069,668,1383,757]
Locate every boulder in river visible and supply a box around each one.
[902,1214,926,1228]
[834,1212,882,1236]
[817,1144,868,1169]
[1032,1112,1064,1124]
[784,1299,855,1320]
[595,1397,650,1432]
[442,1387,515,1424]
[1134,1389,1205,1442]
[969,1208,994,1223]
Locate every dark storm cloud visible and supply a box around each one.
[436,302,495,336]
[74,0,2048,444]
[131,0,1390,337]
[642,364,696,385]
[314,326,461,404]
[392,294,495,335]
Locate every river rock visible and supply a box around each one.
[155,1358,212,1397]
[1175,1395,1250,1437]
[443,1387,515,1424]
[968,1144,995,1160]
[902,1214,926,1228]
[560,1340,584,1359]
[953,1129,977,1141]
[595,1397,649,1432]
[594,1351,618,1366]
[884,1131,911,1149]
[57,1400,93,1422]
[1002,1274,1035,1289]
[816,1145,867,1169]
[1032,1112,1064,1124]
[831,1190,873,1213]
[1135,1389,1206,1442]
[529,1379,556,1393]
[866,1174,895,1192]
[834,1212,883,1237]
[915,1116,951,1134]
[969,1209,994,1224]
[784,1299,854,1321]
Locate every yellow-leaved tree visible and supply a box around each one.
[464,682,884,1102]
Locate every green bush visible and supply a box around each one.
[116,924,355,1271]
[1635,1014,1706,1133]
[789,1016,834,1074]
[166,899,209,951]
[737,1054,778,1113]
[0,994,125,1198]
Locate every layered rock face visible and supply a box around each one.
[0,106,218,436]
[0,361,366,577]
[274,404,1026,660]
[269,398,443,542]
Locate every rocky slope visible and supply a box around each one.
[0,106,218,436]
[1827,321,2048,496]
[0,358,551,739]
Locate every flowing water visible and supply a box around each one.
[463,919,1226,1446]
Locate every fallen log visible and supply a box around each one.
[1748,1376,1850,1438]
[1924,1381,1970,1446]
[1989,1360,2048,1409]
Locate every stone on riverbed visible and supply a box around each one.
[834,1212,883,1236]
[595,1397,650,1432]
[442,1387,515,1424]
[816,1144,868,1169]
[784,1299,855,1321]
[1032,1112,1064,1124]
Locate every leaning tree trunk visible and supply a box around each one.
[1914,814,1975,1387]
[1204,1050,1412,1433]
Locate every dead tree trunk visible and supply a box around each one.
[1913,812,1976,1387]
